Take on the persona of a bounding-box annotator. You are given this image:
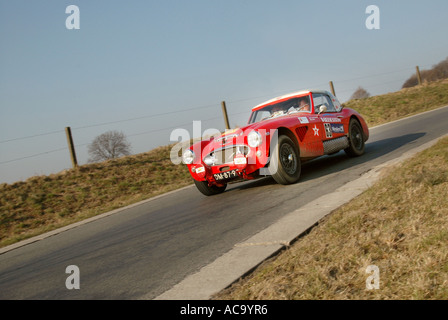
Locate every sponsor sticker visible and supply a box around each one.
[331,123,344,133]
[298,117,309,124]
[195,166,205,173]
[234,157,247,165]
[321,117,342,123]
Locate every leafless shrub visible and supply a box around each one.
[350,87,370,100]
[88,130,132,163]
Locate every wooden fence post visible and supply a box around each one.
[329,81,336,96]
[416,66,422,85]
[65,127,78,168]
[221,101,230,130]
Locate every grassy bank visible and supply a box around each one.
[0,145,192,247]
[343,78,448,127]
[1,79,448,248]
[214,136,448,299]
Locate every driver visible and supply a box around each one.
[271,105,284,114]
[298,98,310,111]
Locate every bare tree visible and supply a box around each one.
[350,86,370,100]
[88,130,132,163]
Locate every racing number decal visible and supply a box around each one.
[324,123,332,138]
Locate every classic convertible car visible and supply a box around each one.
[182,90,369,196]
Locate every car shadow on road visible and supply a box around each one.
[228,132,426,192]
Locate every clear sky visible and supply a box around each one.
[1,0,448,184]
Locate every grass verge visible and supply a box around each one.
[1,79,448,248]
[0,145,192,247]
[213,136,448,299]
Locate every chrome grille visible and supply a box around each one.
[204,145,249,166]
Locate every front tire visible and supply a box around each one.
[269,135,301,185]
[345,119,365,157]
[193,179,227,196]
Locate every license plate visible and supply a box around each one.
[214,169,238,181]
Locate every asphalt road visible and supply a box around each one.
[1,106,447,300]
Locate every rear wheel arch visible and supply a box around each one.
[349,115,367,141]
[345,117,366,157]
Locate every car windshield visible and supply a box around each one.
[248,95,311,124]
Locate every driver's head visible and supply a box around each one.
[271,105,283,113]
[299,98,310,111]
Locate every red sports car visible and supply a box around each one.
[182,90,369,196]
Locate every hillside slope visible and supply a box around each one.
[1,79,448,248]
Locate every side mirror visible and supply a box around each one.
[318,105,327,114]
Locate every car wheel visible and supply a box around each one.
[345,119,365,157]
[269,135,301,185]
[193,179,227,196]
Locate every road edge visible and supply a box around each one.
[151,132,448,300]
[0,184,194,255]
[2,105,447,255]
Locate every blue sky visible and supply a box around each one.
[1,0,447,184]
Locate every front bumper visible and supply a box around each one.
[188,144,269,183]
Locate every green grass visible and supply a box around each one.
[1,79,448,249]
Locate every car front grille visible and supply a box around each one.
[204,145,249,166]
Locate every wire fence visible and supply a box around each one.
[0,64,433,167]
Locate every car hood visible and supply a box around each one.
[192,112,301,154]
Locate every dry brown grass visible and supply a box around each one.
[214,137,448,299]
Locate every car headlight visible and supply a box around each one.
[248,131,263,148]
[203,154,215,166]
[182,149,195,164]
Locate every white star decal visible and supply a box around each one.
[313,124,319,136]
